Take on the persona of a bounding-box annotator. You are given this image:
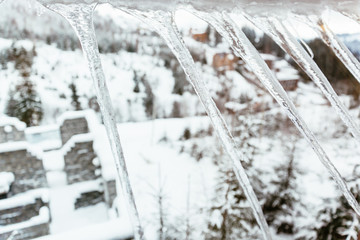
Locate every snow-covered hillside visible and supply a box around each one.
[1,1,360,239]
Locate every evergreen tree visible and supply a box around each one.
[141,74,155,118]
[69,81,82,111]
[263,137,303,234]
[314,167,360,240]
[206,116,264,240]
[6,78,43,127]
[5,42,42,126]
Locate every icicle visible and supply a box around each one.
[287,22,314,59]
[114,7,272,240]
[185,8,360,217]
[41,3,144,239]
[299,37,314,59]
[306,14,360,85]
[246,15,360,145]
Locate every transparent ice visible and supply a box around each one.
[186,8,360,217]
[243,14,360,144]
[4,0,360,238]
[40,3,145,239]
[114,7,272,240]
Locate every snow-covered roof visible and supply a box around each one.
[0,141,43,159]
[276,72,299,81]
[73,179,103,197]
[0,116,26,131]
[0,206,50,235]
[25,124,59,135]
[61,133,94,156]
[0,188,49,211]
[0,172,14,195]
[12,40,35,52]
[57,110,99,133]
[260,53,277,61]
[273,59,289,68]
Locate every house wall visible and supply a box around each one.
[60,117,89,145]
[63,141,100,185]
[0,125,25,144]
[213,53,238,72]
[104,180,117,208]
[0,198,48,225]
[74,190,105,209]
[0,150,47,196]
[0,223,50,240]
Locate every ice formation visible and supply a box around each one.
[39,2,144,239]
[243,14,360,144]
[3,0,360,239]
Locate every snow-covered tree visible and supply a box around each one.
[5,41,42,126]
[205,116,265,240]
[69,81,82,111]
[6,78,43,127]
[263,137,303,234]
[313,167,360,240]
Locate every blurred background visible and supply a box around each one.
[1,0,360,239]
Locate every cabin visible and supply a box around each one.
[213,52,239,72]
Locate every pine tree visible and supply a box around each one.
[5,42,42,127]
[313,167,360,240]
[141,74,155,118]
[206,116,265,240]
[6,78,43,127]
[262,137,303,234]
[69,82,82,111]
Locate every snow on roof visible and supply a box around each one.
[276,67,299,81]
[260,53,277,61]
[0,141,43,159]
[13,40,35,52]
[61,133,94,156]
[72,179,103,197]
[0,206,50,235]
[175,9,208,34]
[0,116,26,131]
[273,59,289,68]
[0,188,49,211]
[0,172,14,195]
[25,124,59,135]
[276,72,300,81]
[0,38,12,52]
[33,218,133,240]
[57,110,99,133]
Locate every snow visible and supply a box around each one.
[0,116,26,131]
[0,188,49,211]
[34,218,133,240]
[57,110,98,133]
[25,124,59,135]
[26,125,62,151]
[61,133,94,156]
[47,179,108,234]
[0,2,360,239]
[0,206,50,234]
[12,40,34,52]
[0,141,43,159]
[94,117,211,181]
[0,172,14,195]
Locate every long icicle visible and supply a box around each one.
[186,8,360,217]
[306,15,360,85]
[42,3,144,239]
[246,15,360,144]
[115,7,272,240]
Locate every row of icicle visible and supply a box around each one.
[4,1,360,239]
